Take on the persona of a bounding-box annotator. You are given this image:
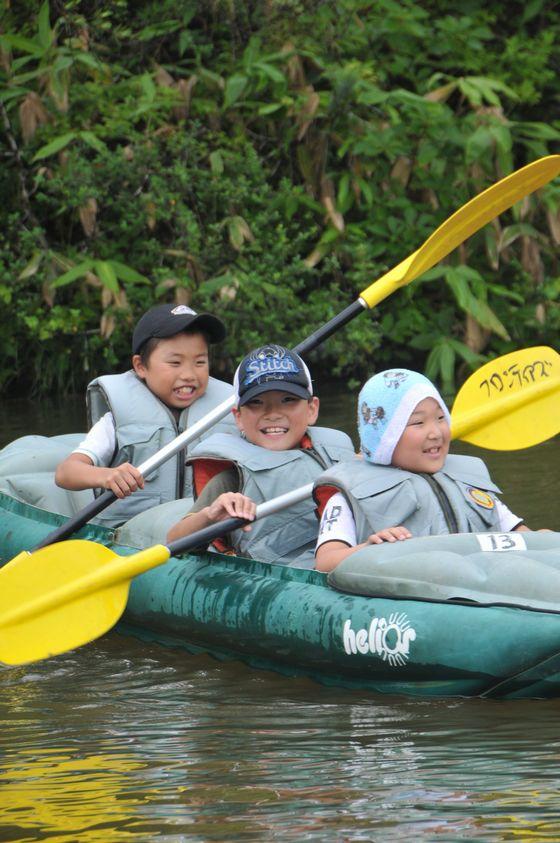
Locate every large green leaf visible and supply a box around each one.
[110,261,150,285]
[37,1,53,50]
[0,34,43,55]
[95,261,119,293]
[79,131,107,154]
[51,260,93,288]
[32,133,76,162]
[224,75,248,108]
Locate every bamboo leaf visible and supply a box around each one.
[139,73,156,102]
[110,261,150,284]
[201,271,237,296]
[32,132,76,161]
[445,267,509,340]
[515,122,560,141]
[95,260,120,293]
[135,21,181,40]
[73,52,103,71]
[18,251,44,280]
[486,284,524,304]
[469,299,510,340]
[1,34,43,55]
[53,55,73,73]
[37,1,53,50]
[499,222,541,250]
[258,102,284,115]
[465,127,494,164]
[9,67,45,85]
[79,131,107,154]
[439,341,456,387]
[484,227,499,271]
[447,338,485,368]
[51,260,93,288]
[0,87,29,104]
[209,151,224,176]
[254,62,286,83]
[425,341,453,387]
[227,216,253,250]
[224,75,248,108]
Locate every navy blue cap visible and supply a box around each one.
[233,344,313,407]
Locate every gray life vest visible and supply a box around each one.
[190,427,355,567]
[314,453,503,540]
[87,370,235,527]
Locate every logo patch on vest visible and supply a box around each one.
[468,487,494,509]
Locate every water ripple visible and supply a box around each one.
[2,634,560,841]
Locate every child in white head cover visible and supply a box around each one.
[313,367,528,573]
[358,369,451,465]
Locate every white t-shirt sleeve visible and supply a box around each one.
[73,412,117,467]
[316,492,357,551]
[495,498,523,531]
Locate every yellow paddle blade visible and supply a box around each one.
[0,540,171,665]
[359,155,560,309]
[451,346,560,450]
[1,550,32,570]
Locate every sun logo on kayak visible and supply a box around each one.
[343,613,416,667]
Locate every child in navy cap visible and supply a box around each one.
[167,344,355,567]
[55,303,234,528]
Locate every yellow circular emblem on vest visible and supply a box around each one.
[468,488,494,509]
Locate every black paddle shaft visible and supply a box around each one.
[34,490,117,550]
[33,298,366,551]
[166,514,249,558]
[292,299,365,356]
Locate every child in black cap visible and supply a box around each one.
[55,303,234,527]
[166,344,355,567]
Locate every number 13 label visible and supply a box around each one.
[476,533,527,552]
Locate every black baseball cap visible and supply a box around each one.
[132,304,226,354]
[233,344,313,407]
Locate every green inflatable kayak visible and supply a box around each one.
[1,435,560,699]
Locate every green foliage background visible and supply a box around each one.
[1,0,559,396]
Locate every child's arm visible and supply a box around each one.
[495,498,538,532]
[315,540,358,571]
[166,491,256,542]
[55,452,144,498]
[54,412,143,498]
[315,528,412,572]
[497,504,551,532]
[314,491,411,572]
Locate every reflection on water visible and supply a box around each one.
[0,394,88,448]
[2,636,560,841]
[1,393,560,841]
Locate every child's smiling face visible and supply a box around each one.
[233,390,319,451]
[391,397,450,474]
[132,331,210,410]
